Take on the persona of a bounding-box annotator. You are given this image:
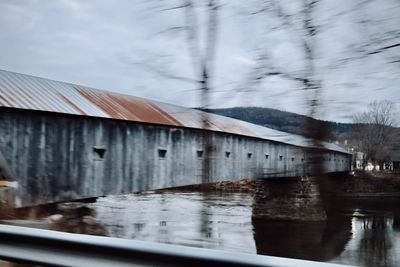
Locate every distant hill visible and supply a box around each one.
[205,107,353,140]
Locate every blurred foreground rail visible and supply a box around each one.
[0,224,354,267]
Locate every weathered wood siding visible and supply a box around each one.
[0,108,351,207]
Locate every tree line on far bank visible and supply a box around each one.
[205,107,353,139]
[206,100,400,171]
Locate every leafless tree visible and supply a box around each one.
[239,0,398,117]
[353,100,398,170]
[140,0,220,183]
[236,0,399,173]
[237,0,328,174]
[138,0,399,176]
[184,0,219,183]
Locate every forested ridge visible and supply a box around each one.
[206,107,353,139]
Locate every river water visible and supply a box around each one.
[89,191,400,267]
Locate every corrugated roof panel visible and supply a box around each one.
[0,75,35,110]
[53,83,110,117]
[32,76,81,114]
[235,120,314,147]
[75,86,183,126]
[152,102,219,131]
[207,114,261,138]
[18,73,74,114]
[0,69,349,154]
[0,93,12,106]
[0,71,76,114]
[153,101,258,137]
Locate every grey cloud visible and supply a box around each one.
[0,0,399,122]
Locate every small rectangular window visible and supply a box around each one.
[247,153,252,159]
[279,156,283,161]
[197,150,204,158]
[291,157,295,161]
[225,151,231,158]
[301,158,305,162]
[158,149,167,158]
[93,147,106,160]
[265,154,269,159]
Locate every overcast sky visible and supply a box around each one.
[0,0,399,122]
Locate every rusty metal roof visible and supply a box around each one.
[0,69,349,153]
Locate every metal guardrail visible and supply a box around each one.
[0,224,355,267]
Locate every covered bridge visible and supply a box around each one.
[0,70,351,207]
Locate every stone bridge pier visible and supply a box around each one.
[252,176,328,221]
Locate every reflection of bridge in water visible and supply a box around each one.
[88,192,400,266]
[0,70,351,209]
[254,196,400,266]
[3,191,398,266]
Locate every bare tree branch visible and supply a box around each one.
[183,0,202,76]
[367,42,400,55]
[352,100,398,169]
[133,60,199,83]
[154,26,186,37]
[204,0,219,75]
[159,4,188,12]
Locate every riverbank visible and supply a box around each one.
[322,171,400,197]
[1,173,399,266]
[157,178,256,193]
[2,171,399,221]
[159,171,400,197]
